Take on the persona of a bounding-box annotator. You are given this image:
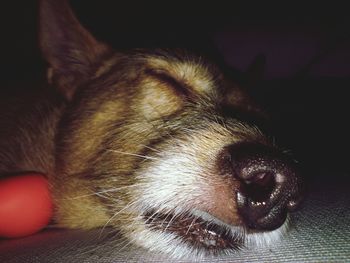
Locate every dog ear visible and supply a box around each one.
[39,0,110,100]
[222,53,267,118]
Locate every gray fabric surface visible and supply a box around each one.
[0,179,349,263]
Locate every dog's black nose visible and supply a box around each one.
[228,142,303,230]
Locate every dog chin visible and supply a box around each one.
[192,210,291,248]
[127,209,290,260]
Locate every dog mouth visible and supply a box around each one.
[143,210,244,251]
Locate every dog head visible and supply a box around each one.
[40,0,304,259]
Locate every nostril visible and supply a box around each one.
[244,171,275,202]
[245,170,272,186]
[245,171,266,184]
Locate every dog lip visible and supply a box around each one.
[143,209,244,250]
[238,191,288,230]
[254,205,288,230]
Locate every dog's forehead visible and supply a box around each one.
[93,49,221,97]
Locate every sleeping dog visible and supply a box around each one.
[0,0,303,259]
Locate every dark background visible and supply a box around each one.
[1,1,350,184]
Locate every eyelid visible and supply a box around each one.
[144,68,193,98]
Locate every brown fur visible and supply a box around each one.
[0,0,278,257]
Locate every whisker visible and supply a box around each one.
[159,210,174,229]
[64,184,146,200]
[185,216,197,235]
[114,233,140,256]
[144,207,164,225]
[141,144,161,153]
[99,199,140,237]
[107,149,158,161]
[164,213,177,233]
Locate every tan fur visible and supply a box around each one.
[147,57,218,96]
[0,0,280,258]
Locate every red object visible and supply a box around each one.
[0,173,53,238]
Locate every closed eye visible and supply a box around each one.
[145,68,193,99]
